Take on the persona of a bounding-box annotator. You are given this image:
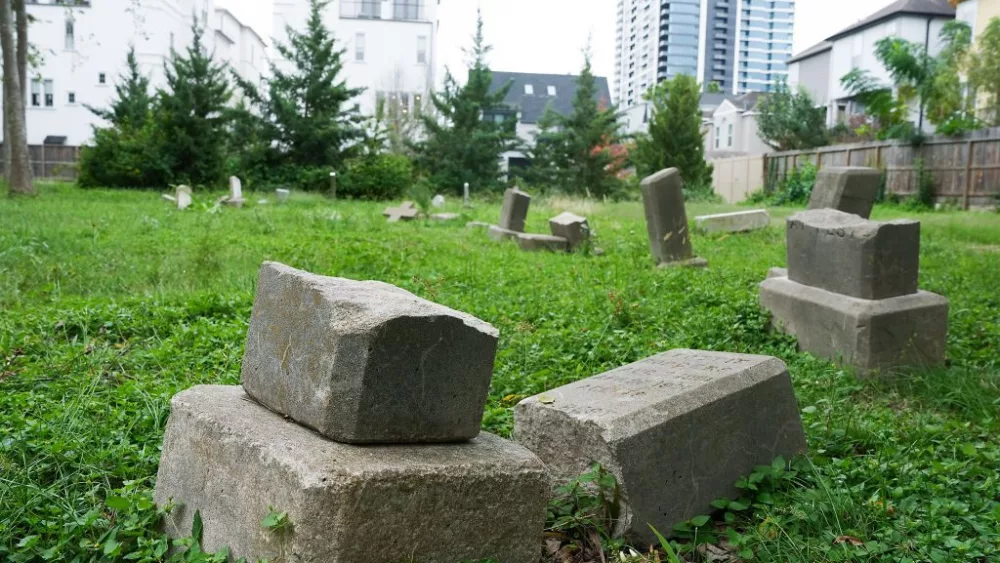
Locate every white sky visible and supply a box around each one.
[218,0,899,98]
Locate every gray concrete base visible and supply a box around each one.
[760,276,949,375]
[767,267,788,279]
[155,386,550,563]
[487,225,520,241]
[517,233,569,252]
[657,256,708,269]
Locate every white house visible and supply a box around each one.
[213,8,268,91]
[271,0,438,117]
[3,0,265,146]
[703,92,773,156]
[787,0,956,131]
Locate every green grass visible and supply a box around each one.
[1,183,999,562]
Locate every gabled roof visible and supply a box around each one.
[787,40,833,65]
[826,0,955,42]
[489,71,613,124]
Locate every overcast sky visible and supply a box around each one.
[218,0,899,98]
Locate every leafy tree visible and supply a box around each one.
[706,81,723,94]
[632,74,712,190]
[233,0,365,182]
[156,18,232,186]
[841,68,916,140]
[756,79,829,151]
[969,17,1000,126]
[525,103,567,188]
[413,10,519,193]
[86,46,152,131]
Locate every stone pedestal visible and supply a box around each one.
[514,349,806,545]
[156,386,549,563]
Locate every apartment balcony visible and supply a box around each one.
[340,0,429,22]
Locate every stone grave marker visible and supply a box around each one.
[463,182,471,207]
[808,166,880,219]
[430,212,460,222]
[549,212,590,250]
[275,188,290,203]
[515,349,807,544]
[498,187,531,233]
[176,185,192,210]
[640,168,706,267]
[432,194,446,208]
[383,201,419,222]
[695,209,770,233]
[225,176,245,208]
[516,232,569,252]
[761,209,948,375]
[154,262,550,563]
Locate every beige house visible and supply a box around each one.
[954,0,1000,120]
[703,93,774,157]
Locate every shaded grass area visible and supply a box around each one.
[1,184,999,561]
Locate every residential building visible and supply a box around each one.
[3,0,266,146]
[272,0,438,117]
[213,8,268,91]
[485,71,612,174]
[787,0,956,131]
[615,0,794,124]
[703,92,773,155]
[622,91,731,134]
[953,0,1000,120]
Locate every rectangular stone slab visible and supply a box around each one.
[640,168,697,265]
[488,225,520,241]
[241,262,499,444]
[499,188,531,232]
[517,232,569,252]
[695,209,770,233]
[808,166,880,219]
[760,276,948,374]
[549,212,590,249]
[514,349,807,545]
[786,209,919,299]
[155,386,549,563]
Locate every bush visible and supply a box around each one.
[748,162,817,206]
[339,153,413,200]
[77,125,170,189]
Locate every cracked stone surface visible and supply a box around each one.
[514,349,806,544]
[155,385,550,563]
[241,262,499,444]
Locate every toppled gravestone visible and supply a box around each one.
[695,209,770,233]
[516,232,569,252]
[807,166,880,219]
[761,209,948,375]
[549,212,591,250]
[640,168,707,268]
[515,349,807,545]
[154,261,550,563]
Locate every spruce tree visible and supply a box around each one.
[233,0,364,177]
[86,46,152,131]
[633,75,712,191]
[414,10,519,193]
[525,103,566,188]
[157,19,232,186]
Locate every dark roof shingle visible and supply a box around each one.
[826,0,955,42]
[787,40,834,64]
[488,71,613,124]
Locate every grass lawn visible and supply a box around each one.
[1,183,999,562]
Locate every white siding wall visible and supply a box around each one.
[788,49,831,106]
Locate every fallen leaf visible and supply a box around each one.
[833,535,864,547]
[538,394,556,404]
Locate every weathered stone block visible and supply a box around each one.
[641,168,703,266]
[695,209,770,233]
[488,225,520,241]
[808,166,880,219]
[241,262,499,444]
[549,212,591,249]
[787,209,919,300]
[155,385,550,563]
[514,349,806,544]
[499,188,531,232]
[767,267,789,279]
[760,276,948,374]
[516,232,569,252]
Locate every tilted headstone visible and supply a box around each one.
[241,262,499,443]
[383,201,419,222]
[175,185,192,210]
[516,232,569,252]
[640,168,706,267]
[515,349,807,544]
[463,182,471,207]
[225,176,245,208]
[787,209,919,300]
[275,188,290,203]
[155,385,549,563]
[549,212,590,250]
[498,187,531,232]
[695,209,770,233]
[808,166,880,219]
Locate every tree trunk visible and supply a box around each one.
[1,0,32,195]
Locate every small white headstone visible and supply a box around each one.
[432,194,446,208]
[226,176,245,207]
[463,183,471,207]
[276,188,290,203]
[176,185,193,210]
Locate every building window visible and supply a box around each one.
[99,73,106,85]
[524,84,534,95]
[360,0,380,18]
[355,33,365,61]
[727,123,733,147]
[417,36,427,64]
[44,80,54,107]
[68,91,76,104]
[65,18,74,50]
[714,126,720,148]
[413,92,423,115]
[393,0,422,20]
[547,85,556,96]
[30,79,40,107]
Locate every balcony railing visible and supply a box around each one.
[340,0,428,22]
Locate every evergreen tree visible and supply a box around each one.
[756,79,829,151]
[414,10,519,193]
[233,0,364,178]
[157,18,232,186]
[86,46,152,131]
[557,51,622,197]
[633,75,712,190]
[525,103,567,188]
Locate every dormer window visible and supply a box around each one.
[524,84,534,95]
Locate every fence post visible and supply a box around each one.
[40,144,46,179]
[845,148,853,166]
[875,145,883,168]
[963,140,974,210]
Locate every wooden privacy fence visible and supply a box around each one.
[711,133,1000,208]
[0,144,80,180]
